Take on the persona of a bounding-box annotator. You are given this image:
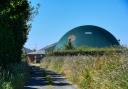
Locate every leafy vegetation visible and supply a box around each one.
[0,0,34,66]
[46,75,53,85]
[0,0,37,89]
[64,38,74,50]
[0,1,38,88]
[41,48,128,89]
[0,62,30,89]
[48,46,125,56]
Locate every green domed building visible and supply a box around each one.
[55,25,119,49]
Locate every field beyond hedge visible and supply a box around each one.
[41,48,128,89]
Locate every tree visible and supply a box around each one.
[65,38,74,50]
[0,0,35,65]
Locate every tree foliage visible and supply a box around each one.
[0,0,34,66]
[65,38,74,50]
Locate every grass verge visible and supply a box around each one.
[41,49,128,89]
[0,62,30,89]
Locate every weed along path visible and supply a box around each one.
[24,65,77,89]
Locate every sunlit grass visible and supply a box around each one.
[41,48,128,89]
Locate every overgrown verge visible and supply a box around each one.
[41,49,128,89]
[0,62,30,89]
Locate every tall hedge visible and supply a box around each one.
[0,0,32,66]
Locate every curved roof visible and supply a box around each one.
[55,25,119,49]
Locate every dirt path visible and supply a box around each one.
[24,66,77,89]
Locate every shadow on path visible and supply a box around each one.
[24,66,76,89]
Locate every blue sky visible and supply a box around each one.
[25,0,128,49]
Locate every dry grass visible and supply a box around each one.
[41,49,128,89]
